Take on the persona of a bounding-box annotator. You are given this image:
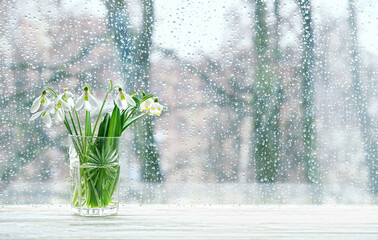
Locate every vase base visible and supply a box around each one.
[72,205,119,216]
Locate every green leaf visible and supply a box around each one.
[106,104,121,151]
[94,113,111,151]
[132,96,140,109]
[63,118,73,135]
[97,113,110,137]
[140,94,157,103]
[71,107,122,209]
[85,111,92,137]
[107,104,121,138]
[120,106,136,126]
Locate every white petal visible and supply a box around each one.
[46,103,55,114]
[56,93,64,102]
[42,113,52,128]
[124,94,136,106]
[88,93,100,110]
[121,99,128,109]
[140,98,153,112]
[140,103,147,112]
[75,94,84,110]
[115,96,123,110]
[32,95,42,105]
[156,103,163,112]
[67,98,75,109]
[61,100,70,111]
[30,96,42,113]
[150,102,158,111]
[149,102,162,116]
[65,92,74,98]
[30,111,43,121]
[56,109,64,122]
[44,97,51,107]
[84,101,92,111]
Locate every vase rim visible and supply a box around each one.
[69,134,122,139]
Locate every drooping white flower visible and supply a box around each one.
[140,98,154,112]
[54,102,65,122]
[149,102,163,116]
[115,88,136,110]
[30,90,51,113]
[56,89,75,111]
[55,108,65,122]
[30,103,55,128]
[75,85,99,112]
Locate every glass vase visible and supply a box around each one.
[69,135,122,216]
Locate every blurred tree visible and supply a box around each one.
[348,0,378,197]
[159,1,285,183]
[252,0,281,183]
[296,0,320,184]
[273,0,282,63]
[105,0,163,182]
[0,2,85,189]
[157,48,249,181]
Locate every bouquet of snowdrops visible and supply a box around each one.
[30,80,163,209]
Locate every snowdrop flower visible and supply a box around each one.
[30,103,55,128]
[115,88,136,110]
[56,89,75,111]
[149,102,163,116]
[30,90,51,113]
[54,102,65,122]
[140,98,154,112]
[75,85,99,112]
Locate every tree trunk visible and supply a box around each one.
[348,0,378,196]
[252,0,280,183]
[297,0,320,184]
[105,0,163,182]
[105,0,135,89]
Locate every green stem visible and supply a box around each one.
[122,112,148,132]
[74,109,83,136]
[91,86,119,136]
[131,90,145,97]
[44,87,57,97]
[63,116,73,135]
[125,108,136,122]
[69,111,79,136]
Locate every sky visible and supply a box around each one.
[19,0,378,58]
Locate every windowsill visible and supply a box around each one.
[1,205,377,239]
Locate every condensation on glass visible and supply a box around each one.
[0,0,377,205]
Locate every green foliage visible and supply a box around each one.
[69,87,159,208]
[85,111,92,137]
[83,139,120,208]
[97,113,110,137]
[107,104,122,138]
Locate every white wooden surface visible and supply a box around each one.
[1,205,377,239]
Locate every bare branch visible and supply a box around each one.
[155,47,250,110]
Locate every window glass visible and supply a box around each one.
[0,0,377,205]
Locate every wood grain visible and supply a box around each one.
[0,205,377,239]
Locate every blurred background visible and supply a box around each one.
[0,0,377,205]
